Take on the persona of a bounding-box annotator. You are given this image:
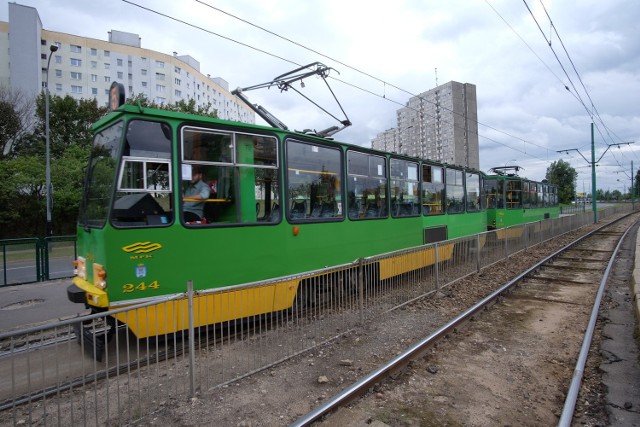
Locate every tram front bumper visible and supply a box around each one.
[67,277,109,307]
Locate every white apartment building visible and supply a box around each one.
[0,3,255,124]
[372,81,479,170]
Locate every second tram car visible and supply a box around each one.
[484,167,559,231]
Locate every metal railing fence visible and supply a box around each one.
[0,236,76,286]
[0,204,633,426]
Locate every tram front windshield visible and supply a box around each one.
[80,119,173,228]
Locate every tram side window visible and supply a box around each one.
[181,127,279,225]
[522,181,530,209]
[484,179,503,209]
[347,151,387,220]
[390,159,420,217]
[111,120,173,228]
[465,172,483,212]
[537,184,544,208]
[422,165,444,215]
[528,182,538,208]
[446,168,465,214]
[506,179,522,209]
[286,140,343,221]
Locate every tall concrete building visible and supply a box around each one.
[0,3,255,124]
[372,81,479,170]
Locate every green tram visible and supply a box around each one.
[67,87,488,338]
[484,167,560,232]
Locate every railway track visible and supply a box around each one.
[291,214,638,426]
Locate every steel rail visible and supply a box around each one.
[557,223,635,427]
[290,214,635,427]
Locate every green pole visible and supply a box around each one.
[591,123,597,223]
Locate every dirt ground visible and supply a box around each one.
[140,221,622,426]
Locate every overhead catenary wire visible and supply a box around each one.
[121,0,632,176]
[120,0,554,165]
[192,0,556,160]
[522,0,632,171]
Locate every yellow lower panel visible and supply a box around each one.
[379,243,454,280]
[496,227,524,239]
[116,279,299,338]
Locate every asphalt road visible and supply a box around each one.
[0,278,87,333]
[1,257,74,286]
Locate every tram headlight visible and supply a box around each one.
[75,257,87,279]
[93,263,107,290]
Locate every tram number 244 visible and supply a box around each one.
[122,281,160,293]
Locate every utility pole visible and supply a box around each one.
[557,123,633,224]
[591,123,596,223]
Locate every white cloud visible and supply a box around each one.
[2,0,639,192]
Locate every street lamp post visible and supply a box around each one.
[45,44,58,237]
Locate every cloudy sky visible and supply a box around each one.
[3,0,639,194]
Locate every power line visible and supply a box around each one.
[121,0,582,167]
[190,0,557,161]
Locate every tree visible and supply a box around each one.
[546,160,578,204]
[126,93,218,118]
[0,94,107,238]
[12,94,107,158]
[0,86,36,159]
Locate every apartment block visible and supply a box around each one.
[372,81,479,170]
[1,3,255,124]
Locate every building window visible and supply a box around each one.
[55,69,62,77]
[55,83,62,91]
[142,81,148,87]
[41,39,47,46]
[141,57,146,62]
[54,42,62,48]
[155,60,164,68]
[175,78,181,85]
[71,85,82,94]
[155,97,166,104]
[128,60,132,67]
[70,45,81,53]
[128,85,133,93]
[117,59,123,66]
[128,73,132,80]
[40,53,47,59]
[91,87,98,95]
[104,50,110,57]
[91,74,97,82]
[175,90,182,97]
[90,48,97,56]
[104,76,111,82]
[141,69,147,76]
[70,58,82,67]
[91,61,97,69]
[70,71,82,80]
[105,89,110,95]
[55,55,62,64]
[156,73,165,81]
[117,71,123,79]
[175,66,181,74]
[104,63,110,69]
[156,85,165,92]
